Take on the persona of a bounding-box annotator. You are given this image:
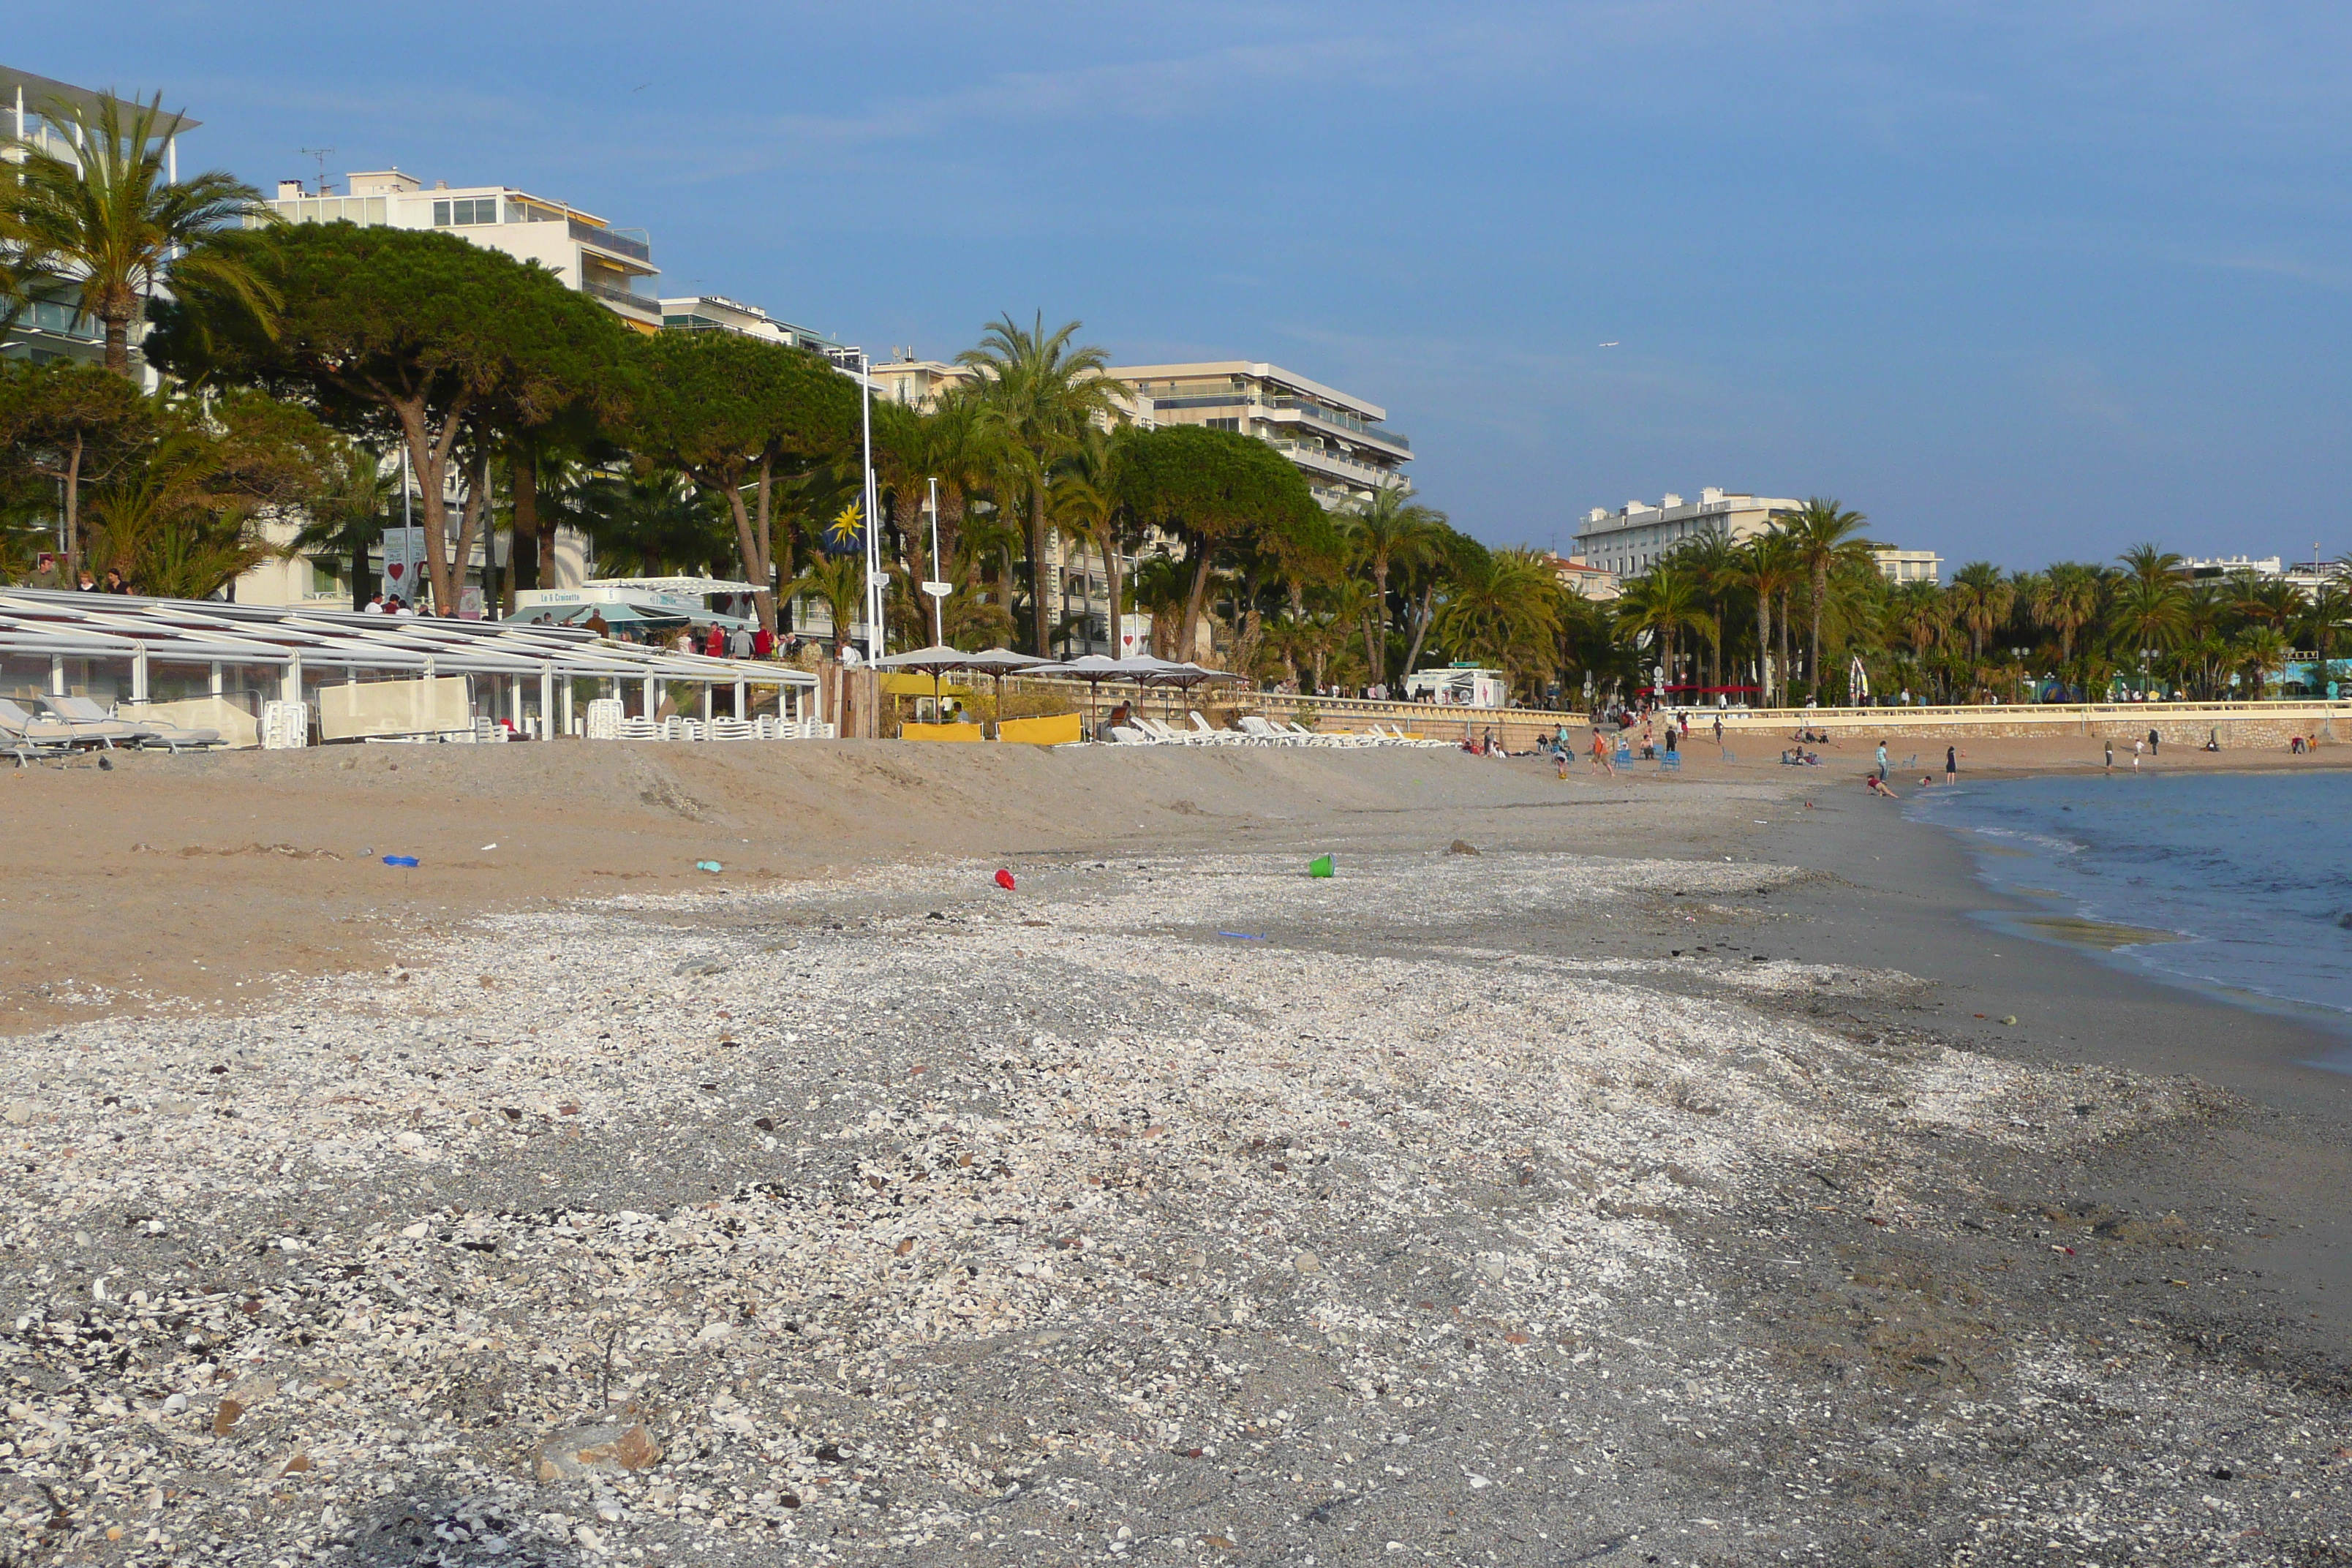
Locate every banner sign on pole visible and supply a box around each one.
[379,527,425,598]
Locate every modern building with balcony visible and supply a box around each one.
[1101,361,1410,510]
[660,294,839,353]
[1872,548,1943,585]
[871,357,976,410]
[3,64,199,377]
[1572,489,1801,579]
[257,169,662,333]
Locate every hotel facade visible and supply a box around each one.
[1572,489,1802,578]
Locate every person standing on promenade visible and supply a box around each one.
[1945,745,1957,784]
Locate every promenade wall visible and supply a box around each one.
[1004,679,2351,753]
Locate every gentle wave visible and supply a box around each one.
[1914,772,2352,1050]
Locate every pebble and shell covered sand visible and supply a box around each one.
[2,853,2345,1564]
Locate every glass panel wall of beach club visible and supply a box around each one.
[0,589,815,744]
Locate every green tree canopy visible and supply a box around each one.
[0,359,153,581]
[625,329,858,633]
[147,220,630,613]
[1113,424,1319,660]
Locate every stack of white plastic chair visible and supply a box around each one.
[585,698,625,740]
[709,717,758,740]
[617,716,662,739]
[260,700,309,750]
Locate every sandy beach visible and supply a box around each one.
[2,739,2349,1566]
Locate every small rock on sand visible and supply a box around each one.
[534,1421,663,1482]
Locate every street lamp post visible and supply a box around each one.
[824,344,885,664]
[921,477,949,647]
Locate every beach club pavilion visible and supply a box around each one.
[0,588,815,747]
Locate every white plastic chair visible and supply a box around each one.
[585,698,625,740]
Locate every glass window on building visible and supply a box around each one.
[309,559,344,598]
[433,197,500,227]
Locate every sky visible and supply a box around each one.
[12,1,2352,568]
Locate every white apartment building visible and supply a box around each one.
[872,357,976,410]
[1103,361,1409,511]
[260,168,662,332]
[867,355,1409,513]
[1873,548,1942,585]
[1572,489,1801,578]
[660,294,838,354]
[2,64,196,378]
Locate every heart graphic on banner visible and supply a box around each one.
[387,563,405,580]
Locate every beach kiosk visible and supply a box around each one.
[1404,665,1509,708]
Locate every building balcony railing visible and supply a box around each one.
[1261,404,1409,454]
[581,280,661,316]
[10,298,102,343]
[1267,439,1404,488]
[569,218,652,263]
[1265,395,1396,440]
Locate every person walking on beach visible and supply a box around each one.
[2104,740,2113,773]
[1944,745,1957,784]
[1874,740,1888,782]
[2133,737,2143,769]
[1712,712,1724,750]
[2148,727,2160,758]
[1590,728,1615,777]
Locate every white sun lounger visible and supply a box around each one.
[42,694,222,752]
[1186,711,1248,744]
[0,699,82,764]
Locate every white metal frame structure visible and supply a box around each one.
[0,589,817,745]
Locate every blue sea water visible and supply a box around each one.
[1912,771,2352,1064]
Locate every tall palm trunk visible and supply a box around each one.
[1808,565,1828,703]
[1403,584,1439,683]
[1096,528,1124,657]
[1776,589,1793,707]
[1025,483,1051,655]
[1754,589,1771,706]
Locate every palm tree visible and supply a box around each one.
[1947,562,2015,671]
[2303,578,2352,693]
[1430,548,1564,699]
[1047,425,1125,655]
[1616,565,1718,698]
[956,313,1128,653]
[284,441,393,611]
[575,470,737,579]
[2108,574,2190,695]
[1342,485,1446,689]
[2119,543,2187,589]
[1779,498,1874,701]
[1887,578,1950,697]
[787,553,867,655]
[1671,533,1745,696]
[2030,562,2105,696]
[4,93,274,377]
[1738,532,1801,705]
[2235,625,2291,698]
